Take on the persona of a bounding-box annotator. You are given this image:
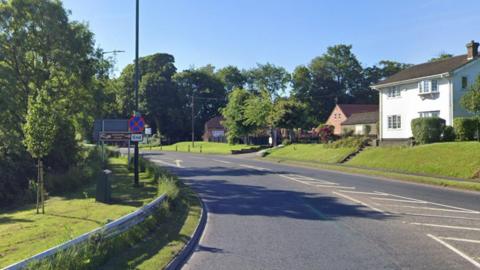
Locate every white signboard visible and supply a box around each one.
[131,134,143,142]
[145,128,152,135]
[211,130,224,137]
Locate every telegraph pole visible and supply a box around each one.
[133,0,140,187]
[191,94,195,147]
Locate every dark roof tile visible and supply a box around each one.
[342,111,379,125]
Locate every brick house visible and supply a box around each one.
[203,116,226,142]
[325,104,379,135]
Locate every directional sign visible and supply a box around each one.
[128,115,145,133]
[131,134,143,142]
[99,132,131,142]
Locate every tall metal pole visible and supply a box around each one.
[191,94,195,147]
[133,0,140,186]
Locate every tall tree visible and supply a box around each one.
[245,63,291,97]
[216,65,246,92]
[221,88,254,144]
[429,53,453,62]
[461,75,480,140]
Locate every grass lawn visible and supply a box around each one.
[347,142,480,179]
[100,182,201,269]
[0,157,161,268]
[265,144,356,164]
[147,141,258,155]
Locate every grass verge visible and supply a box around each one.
[264,144,356,164]
[145,141,258,155]
[264,158,480,192]
[0,156,163,268]
[346,142,480,179]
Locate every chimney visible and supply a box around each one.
[466,40,479,60]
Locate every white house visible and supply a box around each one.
[372,40,480,140]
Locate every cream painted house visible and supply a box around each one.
[372,40,480,140]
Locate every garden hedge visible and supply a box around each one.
[411,117,446,144]
[453,117,479,141]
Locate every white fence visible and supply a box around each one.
[3,193,167,270]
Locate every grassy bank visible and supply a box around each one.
[265,144,356,164]
[147,141,258,155]
[0,157,171,268]
[347,142,480,179]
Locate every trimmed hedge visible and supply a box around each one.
[411,117,446,144]
[453,117,479,141]
[442,126,456,142]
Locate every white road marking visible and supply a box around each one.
[152,159,180,168]
[393,212,480,221]
[175,159,183,168]
[427,234,480,269]
[238,164,269,171]
[333,191,388,215]
[279,175,355,190]
[369,197,428,204]
[375,204,479,214]
[439,237,480,244]
[314,184,356,190]
[411,223,480,231]
[339,190,389,196]
[212,159,232,164]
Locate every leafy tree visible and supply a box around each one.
[429,53,453,62]
[23,90,59,214]
[245,63,291,97]
[271,98,308,141]
[461,75,480,140]
[216,66,247,92]
[221,88,255,144]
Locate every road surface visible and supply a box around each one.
[142,151,480,270]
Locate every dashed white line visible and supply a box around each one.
[393,212,480,221]
[212,159,232,164]
[152,159,181,168]
[314,184,355,190]
[369,197,428,204]
[427,234,480,269]
[339,190,389,196]
[333,191,388,215]
[238,164,269,171]
[411,223,480,231]
[376,204,478,214]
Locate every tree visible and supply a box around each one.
[461,75,480,140]
[216,66,247,92]
[271,98,308,141]
[245,63,291,97]
[221,88,255,144]
[23,90,59,214]
[429,53,453,62]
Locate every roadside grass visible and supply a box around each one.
[347,142,480,179]
[0,157,159,268]
[146,141,258,155]
[265,159,480,192]
[99,182,201,269]
[264,144,356,164]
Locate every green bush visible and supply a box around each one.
[411,117,446,144]
[281,138,292,145]
[325,136,366,149]
[442,126,456,142]
[453,117,479,141]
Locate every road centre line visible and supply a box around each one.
[369,197,428,204]
[339,190,389,196]
[314,184,355,190]
[412,223,480,231]
[439,237,480,244]
[212,159,232,164]
[279,174,355,190]
[427,234,480,269]
[393,212,480,221]
[333,191,388,215]
[375,204,479,214]
[375,192,426,203]
[238,164,269,171]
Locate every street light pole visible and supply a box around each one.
[133,0,140,187]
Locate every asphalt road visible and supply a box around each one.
[141,150,480,270]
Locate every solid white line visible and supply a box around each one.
[333,191,388,215]
[314,184,356,190]
[427,234,480,269]
[211,159,232,164]
[175,159,183,168]
[152,159,180,168]
[239,164,269,171]
[411,223,480,231]
[369,197,428,204]
[378,192,479,213]
[376,204,478,214]
[377,192,426,203]
[393,212,480,221]
[439,237,480,244]
[279,175,354,190]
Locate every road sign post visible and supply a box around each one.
[128,114,145,187]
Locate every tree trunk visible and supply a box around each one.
[40,159,45,214]
[36,158,40,214]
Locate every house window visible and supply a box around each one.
[419,79,439,94]
[462,76,468,89]
[419,110,440,118]
[431,80,438,92]
[387,87,401,98]
[387,115,401,129]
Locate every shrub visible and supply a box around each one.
[325,136,367,149]
[411,117,446,144]
[442,126,456,142]
[281,138,292,145]
[453,117,479,141]
[341,128,354,138]
[317,124,334,143]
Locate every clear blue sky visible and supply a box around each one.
[63,0,480,75]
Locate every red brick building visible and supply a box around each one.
[326,104,378,135]
[203,116,226,142]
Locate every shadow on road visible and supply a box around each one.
[168,166,393,222]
